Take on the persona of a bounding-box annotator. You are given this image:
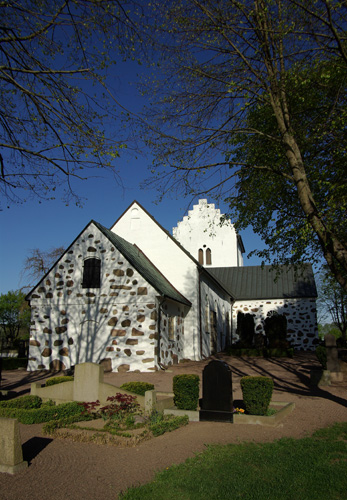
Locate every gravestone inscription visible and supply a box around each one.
[199,360,234,422]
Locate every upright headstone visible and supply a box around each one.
[200,360,233,422]
[73,362,104,402]
[0,418,28,474]
[325,334,341,372]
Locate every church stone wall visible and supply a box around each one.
[28,224,160,373]
[232,297,319,350]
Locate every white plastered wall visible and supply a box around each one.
[172,199,243,267]
[232,297,319,350]
[111,203,201,360]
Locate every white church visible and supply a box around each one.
[27,199,318,372]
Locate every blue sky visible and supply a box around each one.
[0,163,266,295]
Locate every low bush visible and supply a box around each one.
[316,345,327,369]
[0,395,42,409]
[43,413,93,435]
[1,357,28,370]
[120,382,155,396]
[150,414,189,437]
[240,376,274,416]
[0,400,84,424]
[45,375,74,387]
[173,374,200,411]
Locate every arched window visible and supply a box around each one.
[198,248,204,265]
[82,258,101,288]
[206,248,212,265]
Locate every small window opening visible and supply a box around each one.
[206,248,212,265]
[82,258,101,288]
[198,248,204,264]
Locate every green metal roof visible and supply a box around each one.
[208,264,317,300]
[93,221,191,306]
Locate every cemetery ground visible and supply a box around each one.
[0,352,346,500]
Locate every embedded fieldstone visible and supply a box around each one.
[146,303,155,309]
[126,339,138,345]
[142,358,154,363]
[31,294,40,299]
[130,292,136,296]
[112,340,118,345]
[124,349,132,357]
[37,364,45,369]
[137,287,148,295]
[50,360,66,371]
[54,340,63,346]
[46,279,51,286]
[46,293,53,299]
[136,350,145,355]
[86,292,95,297]
[118,364,130,372]
[112,309,118,315]
[121,319,131,327]
[68,338,74,345]
[110,293,118,297]
[132,280,138,285]
[29,340,40,347]
[132,328,144,336]
[106,347,114,352]
[41,348,52,357]
[58,292,64,297]
[149,325,156,330]
[123,306,129,311]
[150,311,158,320]
[149,333,157,339]
[108,317,118,326]
[59,347,69,356]
[61,318,69,325]
[56,281,64,287]
[137,315,145,323]
[113,269,125,276]
[110,285,132,290]
[55,326,67,334]
[100,308,108,314]
[66,280,74,287]
[43,328,52,334]
[87,247,96,252]
[111,329,126,337]
[126,269,134,277]
[37,287,45,293]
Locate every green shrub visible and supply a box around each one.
[0,395,42,409]
[45,375,74,387]
[1,358,28,370]
[120,381,155,396]
[315,345,327,369]
[240,376,274,416]
[0,401,84,424]
[173,374,199,411]
[150,414,189,437]
[43,412,93,435]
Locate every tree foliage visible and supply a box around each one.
[318,268,347,345]
[137,0,347,290]
[0,0,142,208]
[0,290,31,345]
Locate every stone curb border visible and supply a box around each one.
[164,401,295,426]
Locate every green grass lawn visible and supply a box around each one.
[120,422,347,500]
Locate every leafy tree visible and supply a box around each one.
[0,291,31,347]
[318,268,347,346]
[21,247,65,289]
[0,0,142,208]
[137,0,347,291]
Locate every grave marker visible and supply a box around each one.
[199,360,234,422]
[0,418,28,474]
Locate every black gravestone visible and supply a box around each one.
[199,360,234,422]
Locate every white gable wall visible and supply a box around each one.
[27,224,164,373]
[173,199,243,267]
[111,202,202,360]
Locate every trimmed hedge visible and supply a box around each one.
[226,347,294,358]
[0,395,42,409]
[1,357,28,370]
[45,375,74,387]
[150,415,189,437]
[120,381,155,396]
[240,376,274,416]
[0,400,84,424]
[173,374,200,411]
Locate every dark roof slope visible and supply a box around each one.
[93,221,191,306]
[208,264,317,300]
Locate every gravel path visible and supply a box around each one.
[0,353,346,500]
